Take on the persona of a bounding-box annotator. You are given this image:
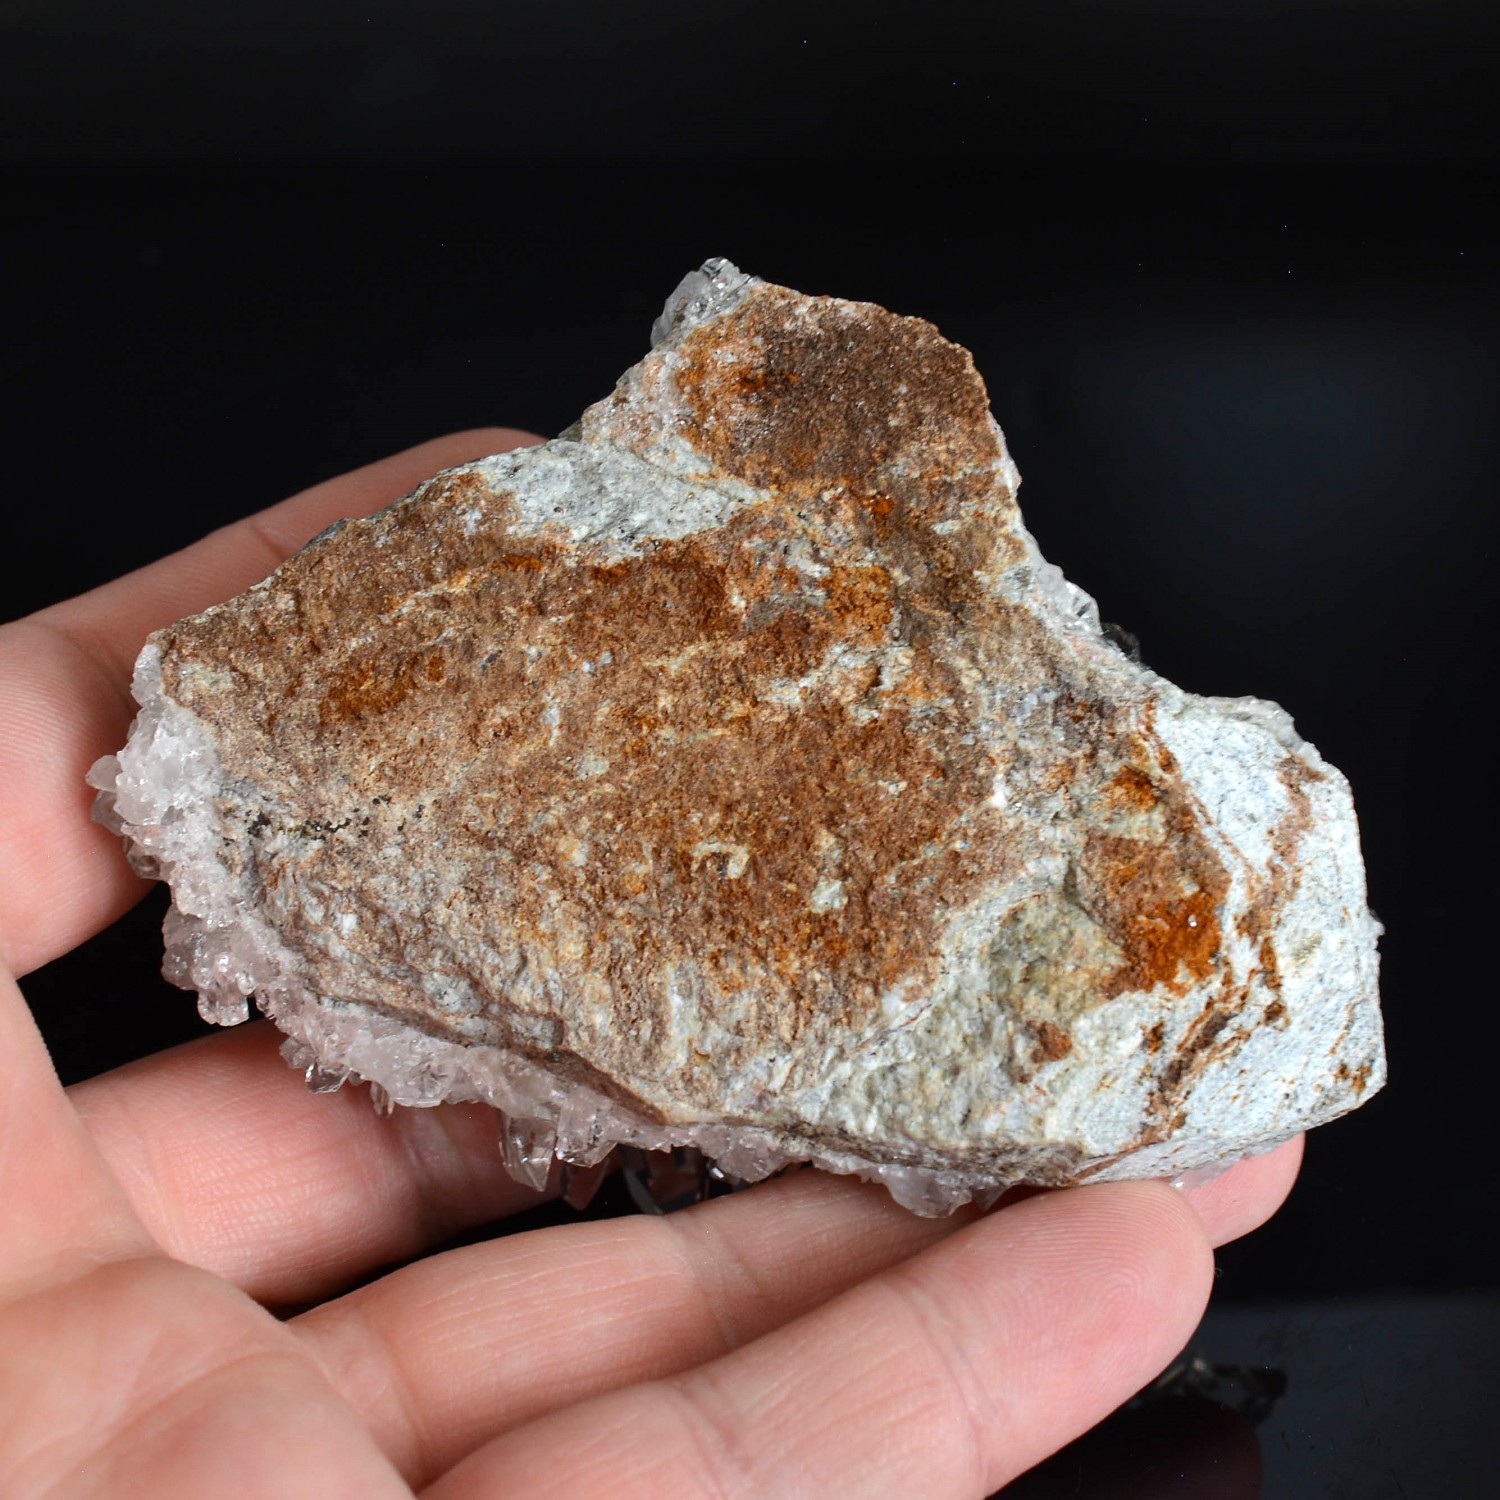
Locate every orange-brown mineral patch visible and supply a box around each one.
[673,285,1025,591]
[1333,1060,1373,1098]
[676,287,998,500]
[319,646,447,725]
[1079,829,1223,1001]
[1101,764,1160,815]
[1073,734,1228,1003]
[1123,750,1327,1142]
[1032,1020,1074,1063]
[158,447,1043,1065]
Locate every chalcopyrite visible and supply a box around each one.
[90,260,1385,1214]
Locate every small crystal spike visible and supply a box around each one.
[196,991,250,1026]
[368,1082,395,1117]
[619,1146,718,1214]
[305,1062,351,1094]
[501,1113,558,1193]
[1168,1162,1231,1192]
[555,1096,617,1168]
[874,1163,969,1217]
[705,1160,751,1190]
[560,1155,614,1210]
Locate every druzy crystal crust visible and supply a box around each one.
[89,260,1385,1214]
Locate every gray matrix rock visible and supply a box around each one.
[90,260,1385,1214]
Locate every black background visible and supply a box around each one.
[4,3,1498,1483]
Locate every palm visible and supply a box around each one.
[0,431,1302,1499]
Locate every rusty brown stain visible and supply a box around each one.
[160,446,1032,1054]
[972,711,1234,1071]
[1237,755,1320,944]
[1131,759,1320,1144]
[319,646,448,724]
[822,564,895,641]
[675,288,997,501]
[1257,938,1286,1018]
[1333,1060,1372,1097]
[1074,802,1226,1002]
[1138,981,1248,1138]
[1125,750,1323,1143]
[1032,1021,1073,1063]
[1221,744,1324,1041]
[1101,764,1160,814]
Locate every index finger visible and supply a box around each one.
[0,428,540,977]
[423,1181,1217,1500]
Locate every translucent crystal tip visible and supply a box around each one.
[649,258,754,347]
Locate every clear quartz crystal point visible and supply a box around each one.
[873,1163,970,1217]
[560,1156,613,1210]
[1168,1161,1233,1191]
[368,1082,395,1117]
[555,1095,617,1169]
[618,1146,720,1213]
[649,257,752,345]
[279,1038,316,1071]
[705,1160,751,1190]
[195,991,250,1026]
[305,1062,352,1095]
[501,1113,558,1193]
[85,755,126,832]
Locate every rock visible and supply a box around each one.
[89,259,1385,1214]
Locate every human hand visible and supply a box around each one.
[0,432,1303,1498]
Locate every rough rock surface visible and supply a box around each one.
[90,260,1385,1213]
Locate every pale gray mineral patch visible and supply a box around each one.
[89,259,1385,1214]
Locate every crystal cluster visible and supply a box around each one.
[89,260,1385,1215]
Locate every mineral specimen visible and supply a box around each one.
[89,259,1385,1214]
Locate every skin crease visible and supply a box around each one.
[0,430,1303,1499]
